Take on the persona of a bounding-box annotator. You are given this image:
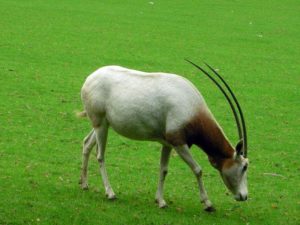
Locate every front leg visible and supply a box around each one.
[174,145,215,212]
[155,145,172,208]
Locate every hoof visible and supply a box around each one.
[79,178,89,190]
[159,203,168,209]
[155,199,167,208]
[106,193,117,200]
[81,184,89,190]
[204,206,216,212]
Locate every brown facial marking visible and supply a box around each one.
[221,158,236,170]
[208,156,235,171]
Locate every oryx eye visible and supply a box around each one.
[242,165,248,173]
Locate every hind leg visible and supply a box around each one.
[79,129,96,190]
[94,119,116,200]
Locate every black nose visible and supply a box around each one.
[240,194,248,201]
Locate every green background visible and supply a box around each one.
[0,0,299,224]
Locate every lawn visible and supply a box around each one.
[0,0,299,224]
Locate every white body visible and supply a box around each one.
[79,66,248,211]
[81,66,209,143]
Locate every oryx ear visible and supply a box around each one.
[235,139,244,156]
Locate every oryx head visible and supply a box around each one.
[186,59,249,201]
[219,140,249,201]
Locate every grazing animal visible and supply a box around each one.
[78,60,249,211]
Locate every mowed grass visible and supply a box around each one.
[0,0,299,224]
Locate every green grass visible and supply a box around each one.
[1,0,299,224]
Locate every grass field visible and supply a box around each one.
[1,0,299,224]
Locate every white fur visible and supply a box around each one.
[79,65,248,210]
[81,66,207,142]
[221,156,249,201]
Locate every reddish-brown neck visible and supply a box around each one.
[184,109,235,160]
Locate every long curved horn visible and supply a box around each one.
[204,63,247,157]
[185,59,247,157]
